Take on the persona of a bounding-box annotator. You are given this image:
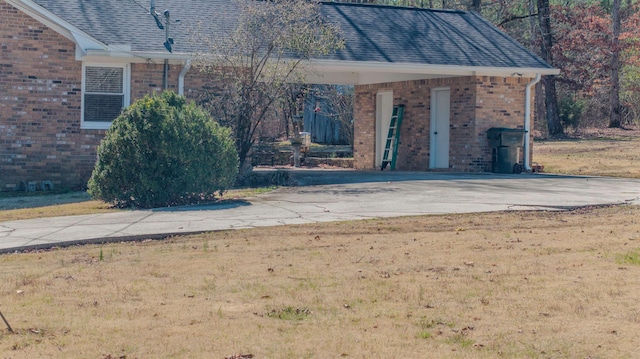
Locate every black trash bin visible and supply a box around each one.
[486,128,526,174]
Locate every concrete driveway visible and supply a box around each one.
[269,170,640,216]
[1,170,639,253]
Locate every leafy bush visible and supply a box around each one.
[559,96,586,129]
[88,91,238,208]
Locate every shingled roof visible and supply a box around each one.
[320,3,551,69]
[12,0,557,82]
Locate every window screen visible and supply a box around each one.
[83,66,125,122]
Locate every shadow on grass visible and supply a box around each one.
[151,199,251,212]
[0,192,251,212]
[0,192,92,211]
[283,169,585,187]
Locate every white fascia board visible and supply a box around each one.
[307,59,560,79]
[127,51,191,61]
[306,71,453,85]
[7,0,107,57]
[83,49,191,63]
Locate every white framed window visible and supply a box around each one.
[81,63,130,129]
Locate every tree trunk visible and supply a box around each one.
[537,0,563,136]
[469,0,481,12]
[609,0,622,128]
[529,0,544,135]
[542,77,562,135]
[527,0,544,136]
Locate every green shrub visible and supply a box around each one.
[559,96,585,129]
[88,91,238,208]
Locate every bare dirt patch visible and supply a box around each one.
[1,205,639,358]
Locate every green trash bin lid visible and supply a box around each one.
[487,127,526,147]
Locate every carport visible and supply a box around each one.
[304,4,559,173]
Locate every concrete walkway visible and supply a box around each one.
[1,170,639,253]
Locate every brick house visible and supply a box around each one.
[1,0,558,190]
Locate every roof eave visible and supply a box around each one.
[308,59,559,79]
[75,49,565,77]
[83,49,191,62]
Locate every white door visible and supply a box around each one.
[430,88,450,169]
[376,91,393,168]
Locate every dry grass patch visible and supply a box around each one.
[1,205,640,358]
[0,192,114,222]
[0,201,117,222]
[534,128,640,178]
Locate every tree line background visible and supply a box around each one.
[334,0,640,136]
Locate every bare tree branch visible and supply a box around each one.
[498,12,538,27]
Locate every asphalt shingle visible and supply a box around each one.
[29,0,552,70]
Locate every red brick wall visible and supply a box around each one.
[0,3,202,190]
[353,84,378,168]
[132,65,221,105]
[354,76,531,172]
[131,62,183,98]
[0,3,217,191]
[0,3,99,190]
[475,76,529,167]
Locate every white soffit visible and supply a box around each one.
[306,60,560,85]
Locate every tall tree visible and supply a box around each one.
[469,0,481,12]
[538,0,563,136]
[192,0,343,173]
[529,0,545,134]
[609,0,622,127]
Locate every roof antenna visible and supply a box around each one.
[163,10,174,53]
[150,0,164,29]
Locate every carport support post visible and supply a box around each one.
[292,143,302,167]
[524,74,541,171]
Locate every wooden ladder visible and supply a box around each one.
[380,104,405,171]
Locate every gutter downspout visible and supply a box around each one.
[524,73,541,172]
[163,59,169,90]
[178,59,192,96]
